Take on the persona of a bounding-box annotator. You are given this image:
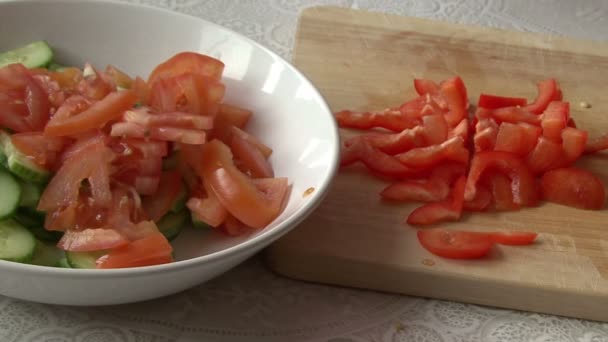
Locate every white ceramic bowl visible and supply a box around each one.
[0,0,339,305]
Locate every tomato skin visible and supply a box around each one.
[200,140,284,229]
[96,232,173,269]
[541,167,606,210]
[417,229,494,259]
[45,90,138,137]
[57,228,129,252]
[478,94,527,109]
[11,133,69,169]
[406,176,466,225]
[465,151,539,207]
[148,52,225,86]
[221,214,252,236]
[523,79,559,114]
[231,131,274,178]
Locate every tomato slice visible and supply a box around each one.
[187,192,228,228]
[541,101,568,142]
[406,176,466,225]
[221,214,252,236]
[105,65,133,89]
[200,140,284,228]
[146,112,214,130]
[541,167,606,210]
[252,177,290,216]
[334,109,417,132]
[142,170,182,222]
[478,94,527,109]
[11,133,69,169]
[45,90,138,137]
[341,139,417,178]
[57,228,129,252]
[149,127,206,145]
[211,103,253,143]
[523,79,559,114]
[488,231,537,245]
[96,232,173,269]
[231,126,272,158]
[110,122,147,138]
[465,151,539,207]
[417,228,494,259]
[231,130,274,178]
[395,137,469,169]
[148,52,225,86]
[413,78,439,95]
[77,65,115,100]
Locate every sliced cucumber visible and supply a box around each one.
[191,211,211,229]
[57,257,71,268]
[8,153,50,184]
[18,181,43,209]
[0,41,53,69]
[170,182,188,213]
[0,169,21,220]
[29,240,64,267]
[0,130,10,169]
[0,219,36,262]
[157,210,187,241]
[66,250,105,269]
[14,210,61,242]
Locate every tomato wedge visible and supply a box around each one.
[148,52,225,86]
[231,130,274,178]
[57,228,129,252]
[11,133,69,169]
[142,171,182,222]
[541,167,606,210]
[187,192,228,228]
[45,90,137,136]
[96,232,173,269]
[417,229,494,259]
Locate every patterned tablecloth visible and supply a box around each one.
[4,1,608,341]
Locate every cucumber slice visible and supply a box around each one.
[8,153,50,183]
[0,41,53,69]
[0,169,21,220]
[157,210,187,241]
[191,211,211,229]
[29,240,64,267]
[18,181,43,209]
[14,210,61,242]
[170,182,188,213]
[0,219,36,262]
[0,130,10,169]
[57,257,71,268]
[66,250,105,269]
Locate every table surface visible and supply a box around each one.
[4,1,608,341]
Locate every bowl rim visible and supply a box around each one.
[0,0,340,276]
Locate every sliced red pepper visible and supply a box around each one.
[494,122,537,156]
[395,136,469,169]
[413,78,439,95]
[334,108,417,132]
[541,101,569,142]
[488,231,538,246]
[559,127,587,166]
[406,176,466,225]
[526,136,562,174]
[340,139,417,178]
[343,126,424,155]
[482,107,541,125]
[478,94,527,109]
[489,172,520,211]
[463,184,492,212]
[523,79,559,114]
[439,76,467,126]
[417,228,494,259]
[541,167,606,210]
[421,114,448,145]
[381,162,465,202]
[465,151,539,207]
[584,133,608,154]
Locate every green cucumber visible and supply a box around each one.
[0,130,10,169]
[0,169,20,219]
[29,240,64,267]
[170,182,188,213]
[191,211,211,229]
[66,250,105,269]
[57,257,71,268]
[0,219,36,262]
[18,181,43,209]
[157,210,187,241]
[0,41,53,69]
[0,130,50,183]
[13,210,61,242]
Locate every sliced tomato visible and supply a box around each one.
[541,101,568,142]
[132,76,151,104]
[541,167,606,210]
[231,130,274,178]
[465,151,538,207]
[341,139,416,178]
[395,136,469,169]
[187,192,228,228]
[523,79,559,114]
[51,95,93,121]
[252,177,290,216]
[142,170,182,222]
[231,126,272,158]
[10,133,69,169]
[49,67,83,91]
[148,52,225,86]
[77,65,115,100]
[199,140,284,228]
[439,76,467,126]
[105,65,133,89]
[488,231,537,245]
[146,112,214,130]
[221,214,252,236]
[343,126,423,155]
[526,136,562,174]
[134,176,161,195]
[334,109,417,132]
[110,121,147,138]
[57,228,129,252]
[149,73,225,116]
[406,176,466,225]
[478,94,527,109]
[417,229,494,259]
[149,127,206,145]
[0,65,50,132]
[38,139,113,213]
[95,231,173,269]
[413,78,439,95]
[211,103,254,143]
[45,90,137,137]
[560,127,587,165]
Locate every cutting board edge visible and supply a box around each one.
[264,245,608,322]
[296,5,608,57]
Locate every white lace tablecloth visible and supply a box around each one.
[5,1,608,341]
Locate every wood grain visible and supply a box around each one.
[265,6,608,321]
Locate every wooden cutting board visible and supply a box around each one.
[265,6,608,321]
